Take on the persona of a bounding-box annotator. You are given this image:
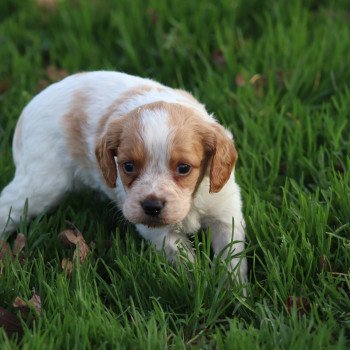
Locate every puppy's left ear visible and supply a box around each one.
[95,136,117,188]
[95,119,124,188]
[205,124,238,193]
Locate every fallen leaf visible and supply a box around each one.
[249,73,267,86]
[61,258,73,277]
[28,292,41,315]
[13,234,26,255]
[59,229,79,247]
[249,73,268,97]
[1,234,29,274]
[36,0,58,11]
[0,240,12,261]
[73,237,90,263]
[59,226,91,277]
[13,291,41,317]
[0,307,23,338]
[59,228,91,263]
[12,298,30,319]
[46,65,68,82]
[235,74,245,87]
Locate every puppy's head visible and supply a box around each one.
[96,102,237,227]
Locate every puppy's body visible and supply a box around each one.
[0,71,247,282]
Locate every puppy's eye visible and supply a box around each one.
[176,163,192,175]
[122,162,136,174]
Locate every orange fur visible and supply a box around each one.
[64,93,90,167]
[96,100,237,194]
[113,112,146,188]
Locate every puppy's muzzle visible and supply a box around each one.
[141,199,164,217]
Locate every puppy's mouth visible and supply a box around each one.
[142,218,168,228]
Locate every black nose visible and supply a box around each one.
[141,199,164,217]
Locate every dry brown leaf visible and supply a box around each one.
[0,235,28,274]
[28,292,42,315]
[59,228,91,263]
[59,226,91,277]
[61,258,73,277]
[12,297,30,319]
[46,65,68,82]
[36,0,58,10]
[12,298,27,308]
[13,291,41,316]
[0,306,23,338]
[59,229,79,246]
[13,234,26,255]
[0,240,12,261]
[249,74,268,97]
[235,74,245,87]
[249,73,267,86]
[73,237,90,263]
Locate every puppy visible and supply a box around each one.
[0,71,247,283]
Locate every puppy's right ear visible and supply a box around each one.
[95,119,123,188]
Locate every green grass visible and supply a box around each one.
[0,0,349,348]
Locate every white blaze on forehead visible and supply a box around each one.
[140,108,170,172]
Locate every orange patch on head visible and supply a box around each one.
[166,104,210,193]
[95,108,147,188]
[64,93,90,167]
[96,98,237,195]
[96,85,167,187]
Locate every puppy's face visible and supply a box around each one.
[96,102,237,227]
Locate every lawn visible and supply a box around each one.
[0,0,349,348]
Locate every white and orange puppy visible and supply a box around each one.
[0,71,247,282]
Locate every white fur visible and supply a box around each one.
[141,108,170,173]
[0,71,247,285]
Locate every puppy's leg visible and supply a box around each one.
[136,225,195,263]
[0,165,73,238]
[209,220,247,283]
[163,230,195,263]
